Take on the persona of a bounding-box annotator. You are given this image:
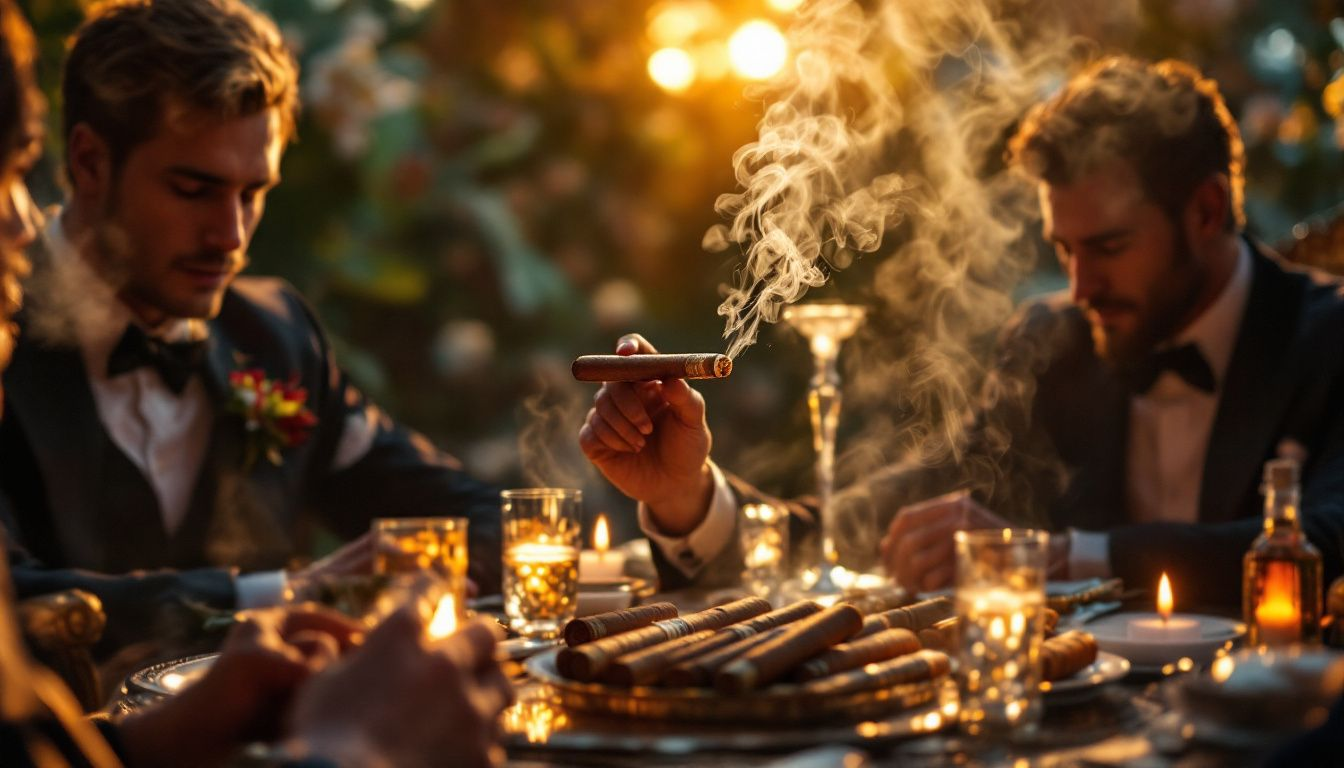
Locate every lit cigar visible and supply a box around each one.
[793,628,921,682]
[715,604,864,694]
[602,629,718,686]
[571,354,733,382]
[801,649,951,696]
[664,626,789,688]
[556,596,770,681]
[916,616,960,653]
[856,596,955,637]
[563,602,679,647]
[1040,630,1098,682]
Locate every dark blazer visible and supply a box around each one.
[0,265,502,654]
[668,241,1344,609]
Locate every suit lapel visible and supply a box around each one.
[1199,243,1302,523]
[2,337,110,569]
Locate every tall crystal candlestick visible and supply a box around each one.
[782,302,866,595]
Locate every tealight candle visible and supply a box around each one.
[1127,572,1200,641]
[579,514,625,581]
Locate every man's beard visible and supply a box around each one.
[1091,230,1204,373]
[93,201,241,320]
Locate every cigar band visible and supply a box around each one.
[725,625,758,641]
[653,617,692,639]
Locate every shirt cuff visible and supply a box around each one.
[637,462,736,579]
[1067,530,1112,580]
[235,570,290,609]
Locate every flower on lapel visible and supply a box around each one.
[227,368,317,470]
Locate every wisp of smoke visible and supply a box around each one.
[708,0,1129,546]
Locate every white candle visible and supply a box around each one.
[1127,572,1201,641]
[579,514,625,581]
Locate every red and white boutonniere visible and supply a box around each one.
[227,368,318,470]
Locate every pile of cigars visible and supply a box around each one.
[554,588,1101,699]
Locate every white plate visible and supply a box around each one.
[1085,613,1243,668]
[1040,650,1130,704]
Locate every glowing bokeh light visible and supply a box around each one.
[648,47,697,92]
[768,0,805,10]
[729,20,788,80]
[648,2,719,47]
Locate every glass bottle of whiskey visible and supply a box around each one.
[1243,458,1322,646]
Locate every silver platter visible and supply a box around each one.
[519,648,956,727]
[506,659,958,753]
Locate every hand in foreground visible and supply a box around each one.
[285,608,514,768]
[879,491,1010,592]
[119,606,364,768]
[289,531,375,598]
[578,333,714,535]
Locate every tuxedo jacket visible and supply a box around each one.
[0,265,503,654]
[664,241,1344,609]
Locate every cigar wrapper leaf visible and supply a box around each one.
[572,354,732,382]
[563,602,680,647]
[715,604,864,694]
[556,596,770,681]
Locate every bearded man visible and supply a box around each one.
[580,58,1344,608]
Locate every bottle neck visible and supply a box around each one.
[1263,487,1301,534]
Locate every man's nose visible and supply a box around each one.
[202,197,246,253]
[1068,256,1104,306]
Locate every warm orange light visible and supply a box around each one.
[648,48,697,93]
[728,20,788,81]
[594,514,610,554]
[767,0,805,10]
[427,594,458,640]
[1254,561,1301,641]
[1157,572,1174,621]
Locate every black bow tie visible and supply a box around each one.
[1124,342,1216,395]
[106,324,207,395]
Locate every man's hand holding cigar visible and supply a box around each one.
[578,334,716,536]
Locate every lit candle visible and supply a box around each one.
[427,593,458,640]
[1127,573,1201,641]
[579,514,625,581]
[1254,561,1301,645]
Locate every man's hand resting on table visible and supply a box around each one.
[117,606,364,768]
[285,608,514,768]
[578,333,715,536]
[880,490,1069,591]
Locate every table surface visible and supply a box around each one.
[502,672,1283,767]
[497,589,1289,768]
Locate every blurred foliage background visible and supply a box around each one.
[16,0,1344,542]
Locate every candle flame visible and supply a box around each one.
[594,515,610,553]
[428,594,458,639]
[1157,572,1173,621]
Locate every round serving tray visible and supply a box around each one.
[524,648,954,725]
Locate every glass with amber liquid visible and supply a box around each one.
[1243,459,1322,646]
[501,488,582,639]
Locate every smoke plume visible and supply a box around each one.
[708,0,1133,542]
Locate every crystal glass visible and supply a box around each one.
[781,302,865,596]
[740,503,789,601]
[501,488,582,639]
[954,528,1049,739]
[371,517,469,632]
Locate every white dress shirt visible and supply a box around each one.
[647,241,1255,581]
[43,215,377,606]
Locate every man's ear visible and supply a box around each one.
[65,124,113,205]
[1185,173,1231,240]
